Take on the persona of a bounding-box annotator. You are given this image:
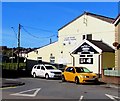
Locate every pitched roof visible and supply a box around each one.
[72,40,114,54]
[58,12,115,31]
[88,40,115,52]
[86,12,115,23]
[113,14,120,26]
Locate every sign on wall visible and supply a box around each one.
[80,58,93,64]
[74,42,98,54]
[63,37,76,45]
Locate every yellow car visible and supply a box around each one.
[62,66,98,84]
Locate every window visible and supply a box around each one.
[83,35,86,40]
[65,67,75,73]
[87,55,93,57]
[34,66,37,69]
[80,58,93,64]
[37,57,42,63]
[75,67,91,73]
[80,55,85,57]
[37,66,40,69]
[41,66,45,70]
[37,57,42,60]
[50,56,55,63]
[87,34,92,40]
[45,66,54,69]
[82,34,92,40]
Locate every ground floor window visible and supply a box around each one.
[50,56,55,63]
[37,57,42,63]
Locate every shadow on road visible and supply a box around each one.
[2,69,32,78]
[59,81,106,85]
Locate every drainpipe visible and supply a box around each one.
[70,52,75,66]
[98,54,101,78]
[98,53,103,79]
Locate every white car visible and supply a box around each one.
[31,64,62,79]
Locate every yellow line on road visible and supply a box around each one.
[0,86,16,90]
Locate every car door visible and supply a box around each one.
[36,66,41,76]
[64,67,75,82]
[40,65,46,77]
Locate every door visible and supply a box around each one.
[40,66,46,77]
[64,67,75,82]
[36,66,41,76]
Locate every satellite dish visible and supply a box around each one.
[113,42,119,47]
[113,42,120,49]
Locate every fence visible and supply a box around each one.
[1,63,26,70]
[104,70,120,77]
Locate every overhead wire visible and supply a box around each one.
[22,25,58,33]
[21,25,57,39]
[11,27,18,39]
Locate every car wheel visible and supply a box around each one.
[62,75,66,82]
[75,77,79,84]
[33,73,36,78]
[45,74,49,79]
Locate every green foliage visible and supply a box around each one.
[2,63,26,70]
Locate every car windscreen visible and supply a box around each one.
[45,66,56,69]
[75,67,91,73]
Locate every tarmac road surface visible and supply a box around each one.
[1,77,119,101]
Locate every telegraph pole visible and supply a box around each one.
[17,24,21,70]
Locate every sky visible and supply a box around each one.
[1,2,119,48]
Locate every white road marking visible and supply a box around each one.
[79,95,84,101]
[10,88,41,97]
[105,94,120,101]
[5,79,18,81]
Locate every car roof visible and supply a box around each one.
[66,66,86,69]
[34,64,53,66]
[66,66,85,68]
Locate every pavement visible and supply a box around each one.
[1,78,25,88]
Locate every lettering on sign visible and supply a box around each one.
[63,37,76,45]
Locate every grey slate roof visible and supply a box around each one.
[72,40,115,54]
[88,40,115,53]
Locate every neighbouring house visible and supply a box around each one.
[102,14,120,84]
[27,12,115,74]
[114,14,120,70]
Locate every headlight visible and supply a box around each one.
[50,71,55,74]
[80,75,87,78]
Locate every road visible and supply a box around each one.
[1,77,119,101]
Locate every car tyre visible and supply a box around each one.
[75,77,79,84]
[62,75,66,82]
[33,73,36,78]
[45,74,49,79]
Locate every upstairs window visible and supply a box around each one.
[87,34,92,40]
[83,35,86,40]
[83,34,92,40]
[50,54,55,63]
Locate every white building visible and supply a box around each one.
[27,12,115,74]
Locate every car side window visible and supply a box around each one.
[69,67,75,73]
[65,67,70,72]
[41,66,45,70]
[65,67,75,73]
[37,66,40,69]
[34,66,36,69]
